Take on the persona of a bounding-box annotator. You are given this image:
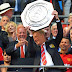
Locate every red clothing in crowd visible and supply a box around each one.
[60,54,72,72]
[0,47,4,65]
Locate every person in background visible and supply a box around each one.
[0,16,9,50]
[0,27,9,50]
[59,37,72,72]
[0,3,14,52]
[43,26,51,40]
[5,21,17,41]
[0,3,14,20]
[64,0,71,23]
[67,29,72,54]
[51,22,58,39]
[70,29,72,43]
[63,13,72,37]
[63,27,68,37]
[0,3,13,50]
[1,16,10,31]
[0,47,6,72]
[3,50,11,72]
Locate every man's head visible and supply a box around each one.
[59,37,71,53]
[17,24,27,41]
[63,27,68,37]
[70,29,72,41]
[43,26,51,40]
[68,13,72,24]
[51,23,58,37]
[32,30,46,46]
[0,3,14,19]
[1,16,10,31]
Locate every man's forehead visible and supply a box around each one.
[18,28,26,31]
[2,16,9,20]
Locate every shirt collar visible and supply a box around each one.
[53,36,56,39]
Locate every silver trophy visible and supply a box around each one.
[21,0,54,31]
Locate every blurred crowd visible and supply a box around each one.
[0,0,72,72]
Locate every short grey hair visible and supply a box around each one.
[51,23,57,30]
[68,13,72,19]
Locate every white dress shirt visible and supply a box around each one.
[40,42,54,70]
[14,39,25,56]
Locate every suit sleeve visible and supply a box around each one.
[54,21,63,48]
[6,41,16,56]
[28,36,36,57]
[0,31,9,49]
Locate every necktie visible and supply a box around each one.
[41,44,47,65]
[50,0,52,3]
[21,46,25,58]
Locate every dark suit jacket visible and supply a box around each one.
[28,21,66,72]
[6,41,29,65]
[0,30,9,50]
[6,40,34,72]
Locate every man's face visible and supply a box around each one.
[68,15,72,24]
[51,25,58,37]
[44,26,51,39]
[33,32,45,45]
[1,16,9,28]
[3,52,11,63]
[63,27,68,37]
[17,27,27,41]
[59,38,70,51]
[1,9,13,19]
[70,29,72,41]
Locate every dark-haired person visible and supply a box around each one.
[0,47,6,72]
[59,37,72,72]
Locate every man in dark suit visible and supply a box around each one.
[28,10,66,72]
[6,24,33,72]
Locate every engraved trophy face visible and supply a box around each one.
[21,1,54,31]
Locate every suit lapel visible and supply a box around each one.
[25,45,28,57]
[45,41,54,57]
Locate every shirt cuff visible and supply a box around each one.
[14,45,17,50]
[29,35,33,37]
[56,20,60,22]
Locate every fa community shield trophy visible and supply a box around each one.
[21,0,54,31]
